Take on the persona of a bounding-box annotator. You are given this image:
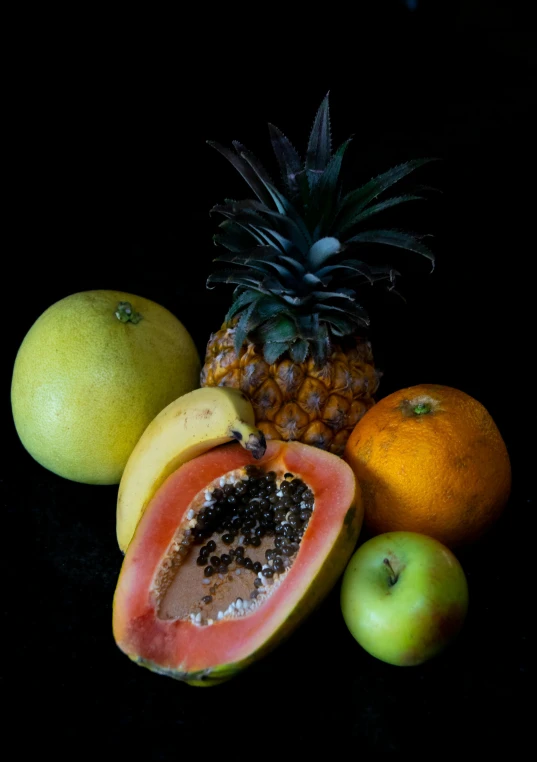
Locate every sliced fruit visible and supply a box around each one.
[113,440,361,685]
[116,386,267,552]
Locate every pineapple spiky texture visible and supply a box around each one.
[201,94,435,454]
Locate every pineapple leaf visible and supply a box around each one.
[315,260,400,285]
[215,251,297,284]
[289,339,309,363]
[412,183,443,195]
[213,199,272,217]
[296,312,319,340]
[306,168,325,193]
[207,270,269,290]
[240,153,312,247]
[257,214,309,254]
[213,258,275,279]
[214,244,276,262]
[306,93,331,173]
[238,149,287,217]
[336,159,436,234]
[252,296,292,323]
[346,229,435,269]
[322,314,356,336]
[263,342,290,365]
[346,194,424,226]
[277,254,306,276]
[317,301,370,324]
[207,270,294,295]
[217,199,310,253]
[296,168,312,209]
[367,266,400,288]
[309,139,352,232]
[253,226,297,254]
[220,218,269,248]
[257,315,298,344]
[312,288,356,301]
[207,141,275,209]
[281,293,314,307]
[321,139,351,194]
[388,286,407,301]
[303,272,326,287]
[268,123,302,198]
[246,298,294,338]
[233,141,276,187]
[234,297,263,352]
[316,259,375,283]
[225,290,263,322]
[307,237,342,270]
[217,214,294,253]
[232,285,246,299]
[310,324,331,366]
[212,204,270,231]
[369,264,400,281]
[214,220,260,252]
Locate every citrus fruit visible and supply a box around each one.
[11,290,201,485]
[344,384,511,547]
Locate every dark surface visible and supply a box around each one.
[4,3,534,755]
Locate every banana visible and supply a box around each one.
[116,386,266,552]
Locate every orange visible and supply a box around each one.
[344,384,511,547]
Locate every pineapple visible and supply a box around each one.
[201,95,435,455]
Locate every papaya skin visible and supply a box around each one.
[113,441,362,686]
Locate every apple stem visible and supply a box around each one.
[383,558,397,586]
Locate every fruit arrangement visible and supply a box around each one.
[10,96,511,686]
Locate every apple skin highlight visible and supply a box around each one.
[340,531,469,666]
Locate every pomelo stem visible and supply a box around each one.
[115,301,142,324]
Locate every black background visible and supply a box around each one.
[4,2,534,755]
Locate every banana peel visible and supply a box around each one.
[116,387,266,552]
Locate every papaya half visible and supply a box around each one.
[113,440,362,686]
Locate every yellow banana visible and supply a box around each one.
[116,386,266,552]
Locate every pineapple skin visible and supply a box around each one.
[201,326,380,455]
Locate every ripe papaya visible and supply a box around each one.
[113,440,361,685]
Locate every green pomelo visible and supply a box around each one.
[11,290,200,485]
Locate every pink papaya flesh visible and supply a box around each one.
[113,440,362,685]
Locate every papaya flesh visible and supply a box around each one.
[113,440,362,686]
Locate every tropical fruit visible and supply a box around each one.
[117,386,267,552]
[344,384,511,547]
[11,290,200,485]
[113,440,361,685]
[201,94,435,454]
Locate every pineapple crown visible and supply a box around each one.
[207,93,436,365]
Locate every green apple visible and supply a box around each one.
[340,531,469,666]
